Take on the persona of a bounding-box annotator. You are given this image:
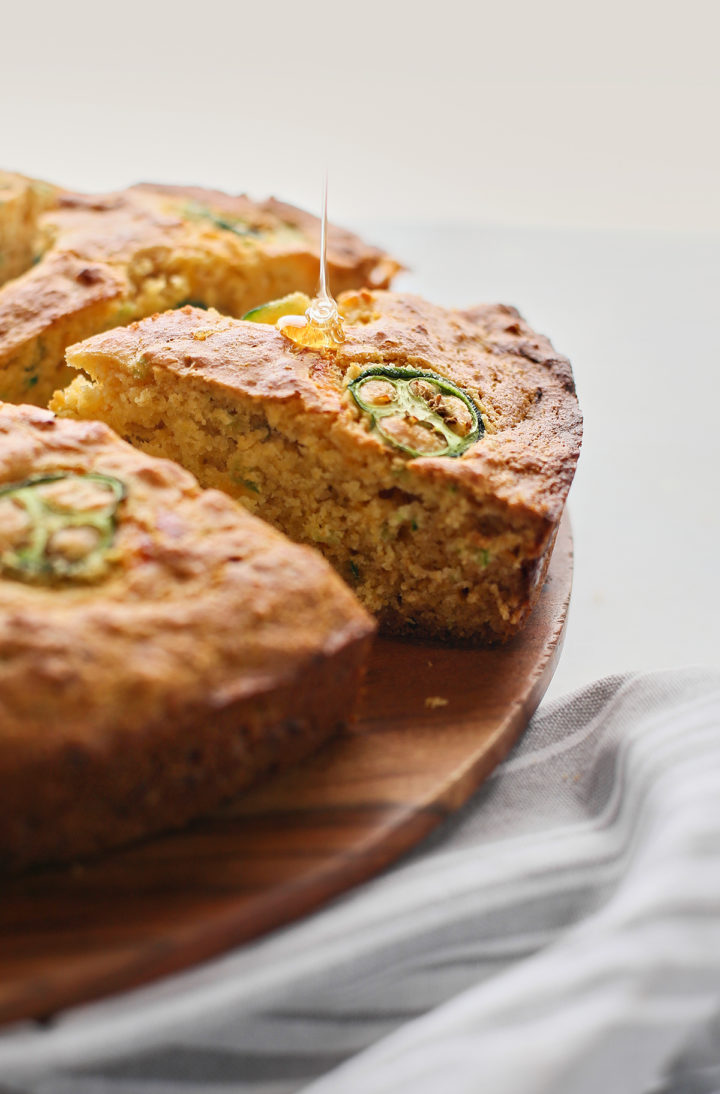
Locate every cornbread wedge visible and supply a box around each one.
[54,290,582,643]
[0,172,398,406]
[0,403,374,872]
[0,171,58,284]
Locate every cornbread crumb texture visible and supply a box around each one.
[0,172,398,407]
[0,402,374,871]
[56,290,582,642]
[0,171,58,284]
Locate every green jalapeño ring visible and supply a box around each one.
[0,471,126,583]
[349,366,483,458]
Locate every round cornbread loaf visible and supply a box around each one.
[0,403,374,873]
[0,173,398,407]
[54,290,582,643]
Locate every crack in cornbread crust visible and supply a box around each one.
[0,174,398,407]
[0,403,374,872]
[55,291,582,642]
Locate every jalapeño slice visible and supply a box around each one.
[349,367,483,458]
[242,292,312,324]
[0,471,126,583]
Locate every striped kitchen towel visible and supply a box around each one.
[1,666,720,1094]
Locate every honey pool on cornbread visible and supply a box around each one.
[53,290,582,643]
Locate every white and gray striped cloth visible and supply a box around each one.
[1,666,720,1094]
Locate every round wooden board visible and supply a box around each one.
[0,518,573,1027]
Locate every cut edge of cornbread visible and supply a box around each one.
[0,171,59,287]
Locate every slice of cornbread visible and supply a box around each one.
[0,173,398,406]
[0,402,374,872]
[54,290,582,643]
[0,171,59,285]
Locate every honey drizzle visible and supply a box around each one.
[277,174,345,350]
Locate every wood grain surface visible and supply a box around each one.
[0,517,573,1027]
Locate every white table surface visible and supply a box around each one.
[352,222,720,700]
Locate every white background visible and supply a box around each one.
[3,0,719,232]
[2,0,719,696]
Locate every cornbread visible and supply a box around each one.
[0,402,374,872]
[0,173,398,407]
[0,171,58,284]
[54,290,582,642]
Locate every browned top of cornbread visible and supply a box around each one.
[135,183,394,276]
[0,181,398,361]
[67,290,582,523]
[0,402,374,751]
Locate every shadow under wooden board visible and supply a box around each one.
[0,517,573,1027]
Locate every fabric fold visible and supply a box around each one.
[1,668,719,1094]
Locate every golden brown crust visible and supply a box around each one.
[64,291,581,526]
[133,183,398,284]
[0,403,374,872]
[0,176,399,406]
[0,251,124,358]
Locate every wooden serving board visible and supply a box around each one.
[0,518,573,1026]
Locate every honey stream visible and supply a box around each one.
[277,175,345,350]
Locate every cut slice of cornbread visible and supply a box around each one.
[0,402,374,872]
[0,173,398,406]
[54,290,582,643]
[0,171,58,285]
